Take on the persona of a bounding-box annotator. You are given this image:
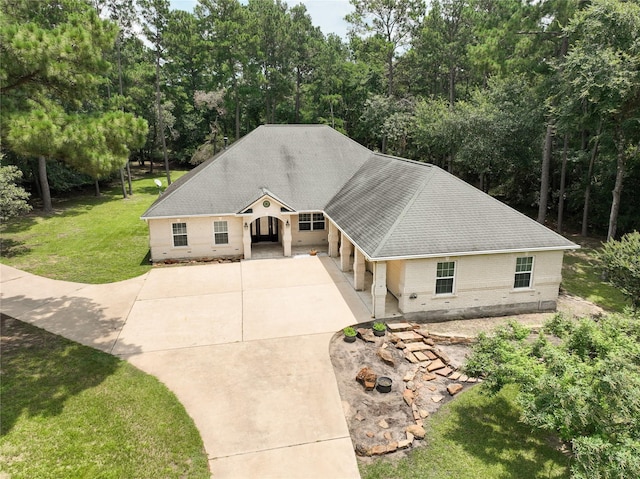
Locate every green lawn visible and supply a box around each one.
[0,316,210,479]
[0,170,187,284]
[561,241,629,312]
[360,385,570,479]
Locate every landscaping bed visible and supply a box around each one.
[330,322,478,460]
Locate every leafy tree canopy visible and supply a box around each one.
[464,312,640,479]
[0,163,31,221]
[598,231,640,309]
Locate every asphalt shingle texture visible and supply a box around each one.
[142,125,577,258]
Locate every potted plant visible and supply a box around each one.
[309,248,318,256]
[343,326,357,343]
[372,321,386,337]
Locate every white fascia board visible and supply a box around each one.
[370,244,580,262]
[140,212,236,220]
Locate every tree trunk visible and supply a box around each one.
[38,155,53,213]
[537,123,554,224]
[581,122,602,237]
[387,47,394,97]
[94,179,101,197]
[117,34,130,199]
[117,34,124,97]
[449,63,455,108]
[607,126,626,241]
[120,168,128,199]
[295,67,301,123]
[126,160,132,196]
[330,101,335,129]
[557,134,569,233]
[232,68,240,140]
[155,53,171,186]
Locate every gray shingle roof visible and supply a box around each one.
[142,125,372,218]
[325,155,577,258]
[142,125,577,258]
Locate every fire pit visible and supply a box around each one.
[376,376,392,393]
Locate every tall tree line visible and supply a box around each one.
[1,0,638,238]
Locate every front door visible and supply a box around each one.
[251,217,279,243]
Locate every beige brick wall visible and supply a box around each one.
[147,216,244,261]
[398,250,565,317]
[290,214,329,246]
[146,209,330,261]
[386,260,404,298]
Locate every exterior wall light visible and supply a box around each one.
[286,219,290,227]
[244,222,248,230]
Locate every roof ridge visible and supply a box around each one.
[373,152,435,168]
[371,163,435,258]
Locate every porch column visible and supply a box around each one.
[242,221,252,259]
[328,222,339,258]
[339,234,352,272]
[372,261,387,318]
[283,218,292,257]
[353,248,365,291]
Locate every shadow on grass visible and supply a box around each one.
[0,213,38,234]
[1,316,113,435]
[139,250,152,266]
[562,249,628,312]
[0,238,32,258]
[439,387,570,478]
[136,185,165,196]
[0,293,143,435]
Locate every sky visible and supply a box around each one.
[169,0,353,39]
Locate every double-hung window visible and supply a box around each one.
[213,221,229,245]
[298,213,325,231]
[514,256,534,288]
[435,261,455,295]
[172,222,188,247]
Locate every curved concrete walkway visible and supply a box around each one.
[1,256,371,478]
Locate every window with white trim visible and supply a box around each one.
[172,222,188,247]
[213,221,228,245]
[298,213,325,231]
[435,261,455,295]
[514,256,534,288]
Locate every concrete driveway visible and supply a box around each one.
[1,256,370,478]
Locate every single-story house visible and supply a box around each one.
[141,124,578,320]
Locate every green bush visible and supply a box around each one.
[598,231,640,309]
[464,311,640,479]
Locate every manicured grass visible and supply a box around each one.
[561,243,629,312]
[0,316,210,479]
[0,170,187,284]
[360,385,570,479]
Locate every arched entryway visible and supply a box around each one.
[245,216,291,259]
[250,216,279,243]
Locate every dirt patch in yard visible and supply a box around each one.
[330,294,604,462]
[330,325,476,461]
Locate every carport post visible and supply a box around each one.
[372,261,387,318]
[328,222,339,257]
[283,217,292,256]
[354,248,365,291]
[339,234,352,272]
[243,221,252,259]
